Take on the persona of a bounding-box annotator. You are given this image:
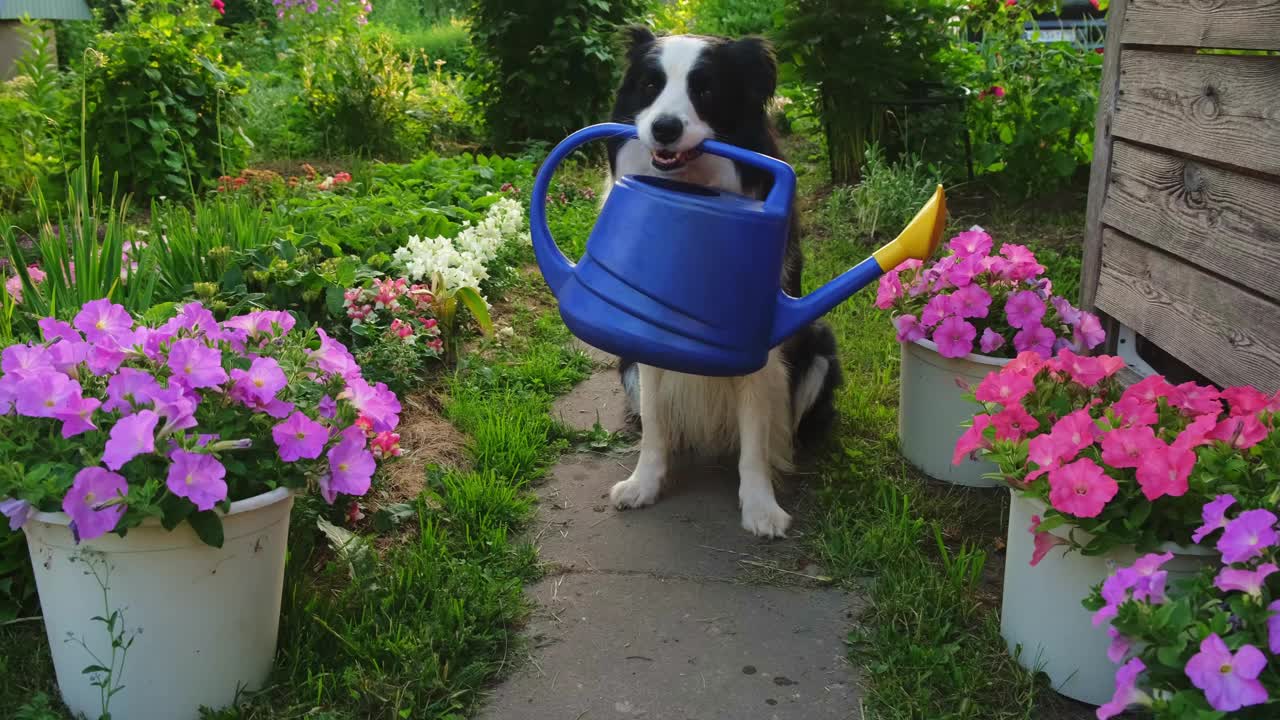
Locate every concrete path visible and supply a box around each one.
[480,348,862,720]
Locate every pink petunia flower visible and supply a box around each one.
[1171,382,1222,416]
[946,256,983,288]
[952,414,993,465]
[1050,410,1099,456]
[1193,494,1237,545]
[1122,375,1177,405]
[370,431,402,459]
[1217,509,1279,564]
[920,295,950,328]
[1026,433,1070,480]
[339,377,401,432]
[1100,426,1160,469]
[166,450,228,512]
[893,314,926,343]
[1184,634,1269,712]
[1221,386,1270,417]
[1074,312,1106,350]
[1111,395,1157,427]
[975,369,1035,405]
[1047,458,1118,518]
[1209,414,1268,450]
[1013,324,1056,359]
[948,284,991,318]
[948,228,992,257]
[1135,442,1195,500]
[1028,514,1068,566]
[1096,658,1151,720]
[1214,563,1278,598]
[932,316,977,359]
[992,403,1039,441]
[1057,350,1124,387]
[875,272,903,309]
[63,467,128,543]
[1005,291,1046,329]
[310,328,360,378]
[1173,412,1219,453]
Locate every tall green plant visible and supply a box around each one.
[779,0,956,184]
[0,18,70,215]
[468,0,647,147]
[149,195,291,300]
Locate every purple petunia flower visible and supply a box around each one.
[166,450,228,512]
[323,427,375,503]
[15,371,81,419]
[1184,634,1269,712]
[1214,563,1278,598]
[1,497,31,531]
[893,314,926,343]
[1193,494,1238,545]
[1268,600,1280,655]
[62,467,128,543]
[318,395,337,419]
[73,299,133,344]
[103,367,163,414]
[272,411,328,462]
[1218,509,1279,564]
[230,356,287,406]
[174,302,222,340]
[979,328,1005,355]
[1005,291,1046,330]
[151,385,199,434]
[54,396,102,439]
[102,410,159,471]
[340,377,401,432]
[1013,323,1056,359]
[47,339,89,374]
[1,344,52,374]
[1051,296,1081,326]
[1096,658,1150,720]
[168,338,227,389]
[1106,627,1130,664]
[309,328,359,378]
[39,317,81,343]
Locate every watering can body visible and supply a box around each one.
[530,123,945,377]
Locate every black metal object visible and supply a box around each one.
[868,82,975,181]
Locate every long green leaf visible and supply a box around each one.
[455,286,493,336]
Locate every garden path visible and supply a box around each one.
[479,343,864,720]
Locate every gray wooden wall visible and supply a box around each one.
[1081,0,1280,394]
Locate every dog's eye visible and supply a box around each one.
[699,88,713,101]
[645,81,658,94]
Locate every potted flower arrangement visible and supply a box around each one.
[876,226,1104,486]
[1089,494,1280,718]
[956,351,1278,705]
[0,300,400,720]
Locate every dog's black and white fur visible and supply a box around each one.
[603,27,842,537]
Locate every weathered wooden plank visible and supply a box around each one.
[1096,229,1280,393]
[1081,0,1131,313]
[1123,0,1280,51]
[1101,140,1280,302]
[1112,50,1280,175]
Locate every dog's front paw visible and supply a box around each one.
[741,499,792,538]
[610,468,662,509]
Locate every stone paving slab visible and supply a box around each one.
[552,370,629,433]
[479,572,858,720]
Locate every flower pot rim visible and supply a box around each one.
[1012,490,1217,556]
[909,337,1012,367]
[27,486,295,528]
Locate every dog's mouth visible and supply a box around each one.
[651,148,702,172]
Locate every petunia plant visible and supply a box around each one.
[0,299,401,547]
[875,226,1105,359]
[1086,497,1280,718]
[954,350,1280,559]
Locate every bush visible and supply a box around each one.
[0,21,71,217]
[827,144,944,241]
[385,17,472,73]
[468,0,647,147]
[298,29,415,157]
[687,0,784,37]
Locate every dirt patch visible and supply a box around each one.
[373,389,469,509]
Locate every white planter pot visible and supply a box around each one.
[898,338,1009,487]
[24,487,295,720]
[1001,492,1215,705]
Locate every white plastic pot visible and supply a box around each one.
[898,338,1009,487]
[24,488,295,720]
[1001,492,1215,705]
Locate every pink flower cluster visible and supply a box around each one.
[344,278,443,352]
[5,264,46,304]
[0,300,400,543]
[877,227,1104,359]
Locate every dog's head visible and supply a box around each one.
[612,26,778,173]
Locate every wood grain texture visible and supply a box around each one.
[1102,140,1280,302]
[1095,229,1280,393]
[1123,0,1280,51]
[1081,0,1130,312]
[1112,50,1280,175]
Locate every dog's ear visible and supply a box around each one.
[726,36,778,107]
[620,24,657,62]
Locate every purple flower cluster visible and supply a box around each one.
[877,227,1105,359]
[273,0,371,25]
[0,300,399,544]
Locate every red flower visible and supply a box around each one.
[211,0,226,15]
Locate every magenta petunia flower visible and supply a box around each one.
[1,497,31,531]
[893,314,926,343]
[948,228,992,257]
[875,272,903,309]
[102,409,159,471]
[15,370,81,418]
[1215,563,1278,598]
[1051,296,1082,326]
[1209,414,1268,450]
[272,411,328,462]
[1074,312,1105,349]
[1111,396,1158,427]
[1026,433,1070,479]
[1013,324,1056,358]
[103,367,162,414]
[74,299,133,344]
[230,356,287,405]
[946,255,983,288]
[1028,514,1068,567]
[992,403,1039,441]
[339,377,401,432]
[1050,410,1099,456]
[1048,458,1118,518]
[951,414,992,465]
[63,467,128,543]
[1221,386,1270,417]
[975,369,1034,405]
[323,427,376,503]
[309,328,359,378]
[166,450,228,512]
[1184,634,1269,712]
[1268,600,1280,655]
[979,328,1004,355]
[1135,442,1195,501]
[223,309,296,339]
[174,302,222,340]
[920,295,949,328]
[1218,509,1279,564]
[1096,658,1150,720]
[948,284,991,319]
[1123,375,1177,405]
[1193,494,1237,545]
[932,316,976,359]
[167,338,227,389]
[1100,426,1160,469]
[2,344,51,374]
[1173,413,1219,454]
[54,396,102,438]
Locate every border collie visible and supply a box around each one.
[602,27,842,537]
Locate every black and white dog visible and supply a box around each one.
[602,27,842,537]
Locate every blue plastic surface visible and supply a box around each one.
[529,122,888,377]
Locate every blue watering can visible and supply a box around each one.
[530,122,946,377]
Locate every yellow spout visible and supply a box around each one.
[872,184,947,272]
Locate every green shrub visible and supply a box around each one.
[688,0,784,37]
[468,0,647,147]
[385,17,472,73]
[0,21,71,217]
[405,70,484,149]
[298,30,416,157]
[241,72,320,161]
[827,144,945,241]
[80,0,247,200]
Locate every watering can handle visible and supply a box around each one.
[699,139,797,217]
[530,123,638,293]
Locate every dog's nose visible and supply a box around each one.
[651,115,683,145]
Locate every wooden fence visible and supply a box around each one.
[1081,0,1280,394]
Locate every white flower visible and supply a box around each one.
[392,198,528,298]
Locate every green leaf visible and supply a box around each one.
[455,287,493,336]
[188,511,224,548]
[82,665,110,675]
[142,302,178,325]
